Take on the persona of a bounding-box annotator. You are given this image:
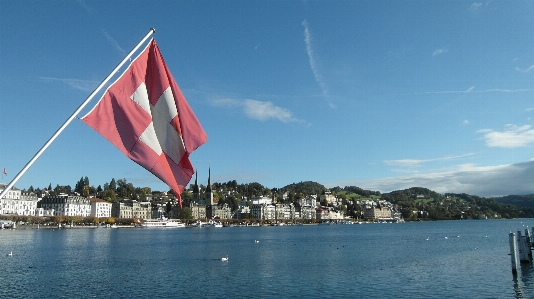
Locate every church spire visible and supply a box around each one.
[205,167,214,205]
[206,167,212,193]
[193,171,199,194]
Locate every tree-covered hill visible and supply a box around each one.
[493,194,534,208]
[280,181,326,195]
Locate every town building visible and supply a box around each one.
[190,203,207,219]
[111,200,150,219]
[363,206,392,221]
[316,208,344,221]
[235,205,251,219]
[38,194,91,217]
[297,206,316,220]
[207,203,232,219]
[251,203,276,220]
[89,198,112,218]
[320,191,337,206]
[0,184,22,199]
[0,184,39,216]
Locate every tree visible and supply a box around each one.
[83,177,90,197]
[180,207,193,219]
[74,177,85,195]
[109,178,117,192]
[103,189,116,202]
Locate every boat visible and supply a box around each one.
[192,220,223,228]
[141,218,185,228]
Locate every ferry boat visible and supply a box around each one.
[141,218,185,228]
[191,220,223,228]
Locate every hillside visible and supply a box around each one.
[493,194,534,209]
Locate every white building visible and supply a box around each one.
[320,191,337,206]
[251,196,273,205]
[363,206,392,221]
[89,198,112,218]
[0,184,21,199]
[298,196,317,208]
[275,204,295,220]
[0,184,38,216]
[316,208,344,221]
[251,203,275,220]
[39,194,91,217]
[298,206,316,220]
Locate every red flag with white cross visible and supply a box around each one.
[82,39,207,207]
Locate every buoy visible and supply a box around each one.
[8,251,12,256]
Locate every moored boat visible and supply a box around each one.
[141,218,185,228]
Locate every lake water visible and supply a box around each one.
[1,219,533,298]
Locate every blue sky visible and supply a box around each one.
[1,1,533,197]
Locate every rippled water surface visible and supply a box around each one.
[1,219,533,298]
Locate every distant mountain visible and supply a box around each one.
[493,194,534,209]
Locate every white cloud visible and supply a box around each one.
[102,29,125,55]
[243,100,296,123]
[38,76,99,92]
[212,98,302,123]
[477,124,534,148]
[326,161,534,197]
[469,3,483,12]
[516,65,534,73]
[414,88,533,95]
[76,0,92,13]
[302,20,334,108]
[384,153,475,168]
[462,120,470,125]
[432,48,448,57]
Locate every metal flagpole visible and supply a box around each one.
[0,28,156,199]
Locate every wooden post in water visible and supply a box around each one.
[510,232,519,275]
[518,230,530,263]
[526,228,532,261]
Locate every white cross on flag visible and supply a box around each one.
[82,39,207,206]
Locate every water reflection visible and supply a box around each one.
[513,263,534,298]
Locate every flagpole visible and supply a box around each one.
[0,28,156,199]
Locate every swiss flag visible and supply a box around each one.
[82,39,207,207]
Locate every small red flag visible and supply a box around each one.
[82,39,207,207]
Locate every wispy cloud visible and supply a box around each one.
[413,87,532,95]
[469,2,483,12]
[326,160,534,197]
[462,120,470,125]
[102,29,125,55]
[38,76,99,92]
[302,20,334,108]
[212,98,304,124]
[516,65,534,73]
[76,0,92,13]
[384,153,475,169]
[432,48,448,57]
[477,124,534,148]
